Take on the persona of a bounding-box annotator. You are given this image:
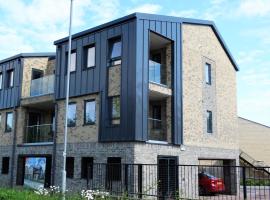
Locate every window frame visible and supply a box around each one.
[0,72,3,90]
[205,63,212,85]
[66,51,77,73]
[66,157,74,179]
[5,112,13,132]
[109,96,121,125]
[67,102,77,127]
[1,157,9,175]
[206,110,213,134]
[6,69,14,88]
[81,157,94,179]
[84,99,96,125]
[108,37,122,63]
[84,45,96,69]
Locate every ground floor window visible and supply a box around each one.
[81,157,93,179]
[66,157,74,178]
[1,157,9,174]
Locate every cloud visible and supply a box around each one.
[237,0,270,17]
[169,9,198,18]
[126,3,162,14]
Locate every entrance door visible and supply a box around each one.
[158,157,178,199]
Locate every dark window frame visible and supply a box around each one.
[107,157,121,181]
[108,37,122,63]
[81,157,93,179]
[6,69,14,88]
[205,63,212,85]
[66,157,74,179]
[84,99,96,125]
[83,44,96,69]
[67,102,77,127]
[207,110,213,133]
[1,157,9,174]
[5,112,13,132]
[109,96,121,125]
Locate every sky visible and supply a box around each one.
[0,0,269,126]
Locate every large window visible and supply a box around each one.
[81,157,93,179]
[85,46,95,68]
[109,38,122,61]
[1,157,9,174]
[205,63,211,85]
[66,52,76,72]
[66,157,74,178]
[207,110,213,133]
[84,100,96,125]
[6,69,14,88]
[67,103,76,127]
[0,72,3,89]
[5,112,13,132]
[110,96,120,125]
[107,157,121,181]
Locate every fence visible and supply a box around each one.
[86,163,270,199]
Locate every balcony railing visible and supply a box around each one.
[149,60,166,85]
[148,118,167,142]
[30,75,54,97]
[24,124,54,144]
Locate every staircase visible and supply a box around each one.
[240,149,270,175]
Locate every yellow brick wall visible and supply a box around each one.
[182,24,238,149]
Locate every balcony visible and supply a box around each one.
[24,124,54,144]
[148,118,167,142]
[149,60,166,85]
[30,75,54,97]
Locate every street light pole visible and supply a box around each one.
[62,0,73,198]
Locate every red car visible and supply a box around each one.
[199,172,225,195]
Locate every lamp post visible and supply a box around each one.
[62,0,73,198]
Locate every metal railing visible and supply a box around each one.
[86,163,270,199]
[24,124,54,143]
[148,118,167,142]
[30,75,54,97]
[149,60,166,85]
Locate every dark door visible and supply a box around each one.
[16,156,26,185]
[158,157,178,199]
[44,156,52,188]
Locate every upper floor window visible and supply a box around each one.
[5,112,13,132]
[205,63,211,85]
[85,46,95,68]
[0,113,2,127]
[109,38,122,61]
[70,52,76,72]
[110,96,120,125]
[6,69,14,88]
[67,103,76,127]
[84,100,96,125]
[0,72,3,89]
[206,110,213,133]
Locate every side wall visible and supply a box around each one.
[182,24,238,149]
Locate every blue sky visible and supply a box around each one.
[0,0,269,126]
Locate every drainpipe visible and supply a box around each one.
[10,107,18,187]
[51,103,58,186]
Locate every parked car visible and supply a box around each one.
[199,172,225,195]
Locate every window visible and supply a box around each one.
[110,96,120,125]
[84,100,96,125]
[6,70,14,88]
[0,72,2,89]
[107,157,121,181]
[66,52,76,72]
[1,157,9,174]
[66,157,74,178]
[5,112,13,132]
[67,103,76,127]
[81,157,93,179]
[207,110,213,133]
[85,46,95,68]
[0,113,2,127]
[205,63,211,85]
[109,38,122,60]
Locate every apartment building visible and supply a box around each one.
[0,13,239,194]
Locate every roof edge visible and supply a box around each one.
[0,52,56,64]
[239,117,270,129]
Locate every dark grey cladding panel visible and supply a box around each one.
[55,20,137,142]
[135,18,183,145]
[0,58,22,110]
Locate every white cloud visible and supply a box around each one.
[126,3,162,14]
[237,0,270,17]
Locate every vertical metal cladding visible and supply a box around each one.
[0,58,22,110]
